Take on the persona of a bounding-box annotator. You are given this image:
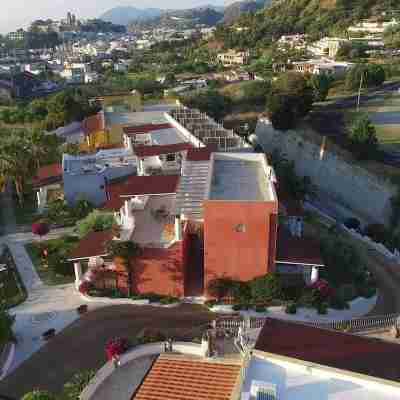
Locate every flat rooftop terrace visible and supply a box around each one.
[209,154,274,202]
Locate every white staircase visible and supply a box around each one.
[175,160,210,220]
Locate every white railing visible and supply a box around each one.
[214,314,400,333]
[306,313,400,332]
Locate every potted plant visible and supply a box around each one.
[105,337,130,362]
[77,304,88,315]
[78,281,93,295]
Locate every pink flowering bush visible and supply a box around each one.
[78,281,93,295]
[309,279,335,300]
[105,337,130,361]
[32,222,50,239]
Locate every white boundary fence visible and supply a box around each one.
[307,314,400,332]
[214,314,400,333]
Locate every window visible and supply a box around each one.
[166,153,176,162]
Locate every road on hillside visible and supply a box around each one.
[318,81,400,111]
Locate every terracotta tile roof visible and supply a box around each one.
[82,113,104,136]
[68,230,113,260]
[32,163,63,187]
[103,175,180,211]
[123,123,173,136]
[255,318,400,382]
[186,145,218,161]
[133,354,241,400]
[134,143,194,158]
[276,227,324,266]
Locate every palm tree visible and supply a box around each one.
[0,130,37,206]
[25,128,48,169]
[106,240,141,297]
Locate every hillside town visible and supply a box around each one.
[2,1,400,400]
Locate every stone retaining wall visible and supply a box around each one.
[255,118,397,224]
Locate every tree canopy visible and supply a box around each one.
[266,72,314,131]
[345,64,386,91]
[347,113,379,160]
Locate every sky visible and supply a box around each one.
[0,0,232,34]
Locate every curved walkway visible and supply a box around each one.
[0,188,89,377]
[0,232,91,375]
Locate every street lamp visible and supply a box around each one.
[357,69,367,112]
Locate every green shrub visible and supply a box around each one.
[231,281,252,303]
[317,302,328,315]
[329,295,349,310]
[320,234,366,288]
[22,391,56,400]
[109,288,125,298]
[106,240,141,264]
[299,289,320,308]
[285,302,297,314]
[62,370,96,400]
[130,293,148,300]
[337,284,358,302]
[76,210,115,238]
[207,278,237,301]
[205,299,217,308]
[250,273,282,303]
[254,305,267,313]
[72,199,94,220]
[137,329,166,344]
[0,306,15,345]
[357,285,376,299]
[160,296,179,305]
[88,289,106,297]
[142,292,164,303]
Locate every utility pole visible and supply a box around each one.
[357,69,365,112]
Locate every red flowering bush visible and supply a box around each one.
[105,337,129,361]
[32,222,50,238]
[309,279,335,300]
[78,281,93,295]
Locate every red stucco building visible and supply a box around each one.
[69,141,322,299]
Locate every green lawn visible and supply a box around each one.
[375,125,400,152]
[0,248,26,308]
[25,236,80,286]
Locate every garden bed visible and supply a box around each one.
[209,294,378,322]
[78,282,180,308]
[25,236,80,285]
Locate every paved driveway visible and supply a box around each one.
[0,304,213,398]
